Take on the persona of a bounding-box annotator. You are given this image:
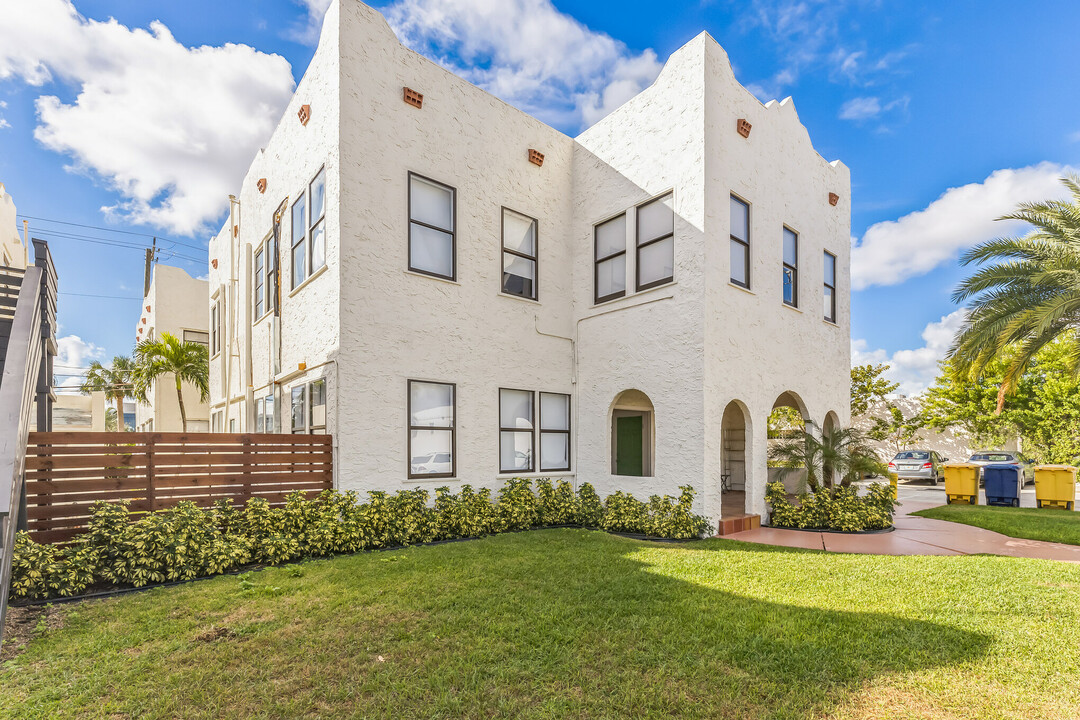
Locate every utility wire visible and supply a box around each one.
[59,292,142,300]
[16,213,209,253]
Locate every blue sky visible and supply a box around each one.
[1,0,1078,394]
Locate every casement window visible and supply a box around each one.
[290,380,326,434]
[210,302,220,356]
[212,411,223,433]
[254,246,265,318]
[783,227,798,307]
[824,251,837,323]
[408,380,455,479]
[290,385,306,433]
[499,389,534,473]
[595,213,626,303]
[501,208,538,299]
[183,330,209,347]
[636,192,674,291]
[408,173,456,280]
[291,167,327,290]
[539,392,571,471]
[256,394,275,433]
[730,195,750,288]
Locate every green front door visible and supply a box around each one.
[615,415,644,476]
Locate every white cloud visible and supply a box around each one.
[0,117,9,130]
[851,309,967,396]
[850,163,1075,291]
[287,0,332,46]
[382,0,662,129]
[0,0,296,236]
[1069,130,1080,143]
[55,334,105,389]
[839,96,881,120]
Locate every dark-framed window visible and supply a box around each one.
[594,213,626,303]
[539,392,571,471]
[210,301,220,355]
[291,167,327,290]
[289,380,325,434]
[636,192,674,291]
[783,227,798,307]
[499,388,535,473]
[290,385,306,433]
[408,380,455,479]
[408,173,456,280]
[501,207,537,299]
[183,329,209,346]
[730,195,750,288]
[824,251,837,323]
[254,245,265,318]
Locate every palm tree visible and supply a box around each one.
[80,356,135,431]
[133,332,209,432]
[949,175,1080,412]
[769,423,887,495]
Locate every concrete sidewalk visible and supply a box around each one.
[725,497,1080,562]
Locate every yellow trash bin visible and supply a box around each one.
[1034,465,1077,510]
[888,471,899,500]
[943,463,980,505]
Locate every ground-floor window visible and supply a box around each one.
[256,394,275,433]
[539,392,570,471]
[498,389,572,474]
[408,380,455,479]
[290,379,327,434]
[211,410,223,432]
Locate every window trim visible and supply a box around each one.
[539,391,572,472]
[635,191,675,293]
[290,190,307,290]
[407,172,457,282]
[308,166,327,277]
[209,300,221,357]
[500,206,538,301]
[782,226,798,308]
[594,212,627,305]
[498,387,536,474]
[289,165,328,292]
[823,250,837,324]
[407,379,457,480]
[253,244,266,319]
[729,194,751,289]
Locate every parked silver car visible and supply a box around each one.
[888,450,946,484]
[967,451,1035,485]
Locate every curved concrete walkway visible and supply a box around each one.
[725,498,1080,562]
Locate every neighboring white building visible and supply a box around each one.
[208,0,851,527]
[135,264,210,432]
[46,392,108,432]
[0,182,28,270]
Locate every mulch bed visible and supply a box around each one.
[2,605,64,662]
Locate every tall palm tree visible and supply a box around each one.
[133,332,209,432]
[769,423,886,495]
[80,356,135,431]
[949,175,1080,412]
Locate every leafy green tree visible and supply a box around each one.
[133,332,209,432]
[769,424,887,495]
[868,405,927,456]
[767,406,804,439]
[949,175,1080,411]
[80,356,135,432]
[104,407,119,432]
[851,363,899,418]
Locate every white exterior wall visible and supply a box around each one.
[207,1,850,529]
[0,183,28,269]
[135,265,211,432]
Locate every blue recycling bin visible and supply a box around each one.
[983,463,1022,507]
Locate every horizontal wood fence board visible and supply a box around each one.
[23,431,334,543]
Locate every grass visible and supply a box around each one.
[913,504,1080,546]
[3,529,1080,719]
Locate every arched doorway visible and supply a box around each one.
[721,400,751,516]
[768,391,810,494]
[610,390,654,477]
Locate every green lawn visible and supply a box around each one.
[913,504,1080,546]
[4,529,1080,719]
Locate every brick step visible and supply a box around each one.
[717,513,760,536]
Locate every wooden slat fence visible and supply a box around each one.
[24,431,333,544]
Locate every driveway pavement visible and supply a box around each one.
[725,479,1080,562]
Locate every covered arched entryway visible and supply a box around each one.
[721,400,751,517]
[768,391,811,494]
[610,390,654,477]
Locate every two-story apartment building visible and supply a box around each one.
[135,264,210,432]
[208,0,851,526]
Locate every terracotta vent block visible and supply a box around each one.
[257,178,267,194]
[232,225,239,238]
[403,87,423,109]
[145,305,151,312]
[829,192,840,206]
[298,104,311,126]
[528,149,545,167]
[141,318,146,325]
[737,118,752,138]
[211,258,218,269]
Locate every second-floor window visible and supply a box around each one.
[291,167,327,290]
[210,301,220,355]
[595,213,626,304]
[824,251,837,323]
[254,246,265,318]
[409,173,456,280]
[501,208,537,299]
[730,195,750,288]
[636,192,674,291]
[783,227,798,307]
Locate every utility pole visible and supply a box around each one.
[143,238,157,297]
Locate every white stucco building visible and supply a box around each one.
[208,0,851,529]
[135,264,210,432]
[0,183,29,270]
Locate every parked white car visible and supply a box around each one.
[410,452,452,476]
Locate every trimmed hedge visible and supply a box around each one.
[11,479,708,601]
[766,481,898,532]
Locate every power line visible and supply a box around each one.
[59,292,142,300]
[16,213,209,253]
[28,228,204,264]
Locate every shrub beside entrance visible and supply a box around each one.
[766,481,898,532]
[11,479,708,601]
